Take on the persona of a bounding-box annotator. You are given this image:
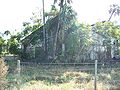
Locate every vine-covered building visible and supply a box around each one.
[21,17,120,63]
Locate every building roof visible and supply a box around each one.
[21,16,59,45]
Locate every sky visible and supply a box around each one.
[0,0,120,34]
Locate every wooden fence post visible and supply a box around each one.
[17,60,21,76]
[94,60,98,90]
[16,60,21,90]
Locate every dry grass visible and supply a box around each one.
[19,79,110,90]
[7,63,120,90]
[19,72,110,90]
[0,57,8,90]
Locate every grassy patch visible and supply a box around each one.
[6,62,120,90]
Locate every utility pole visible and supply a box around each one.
[42,0,48,60]
[42,0,45,51]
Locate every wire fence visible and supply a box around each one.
[6,60,120,90]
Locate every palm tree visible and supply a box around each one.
[53,0,72,60]
[108,4,120,21]
[54,0,72,7]
[108,4,120,58]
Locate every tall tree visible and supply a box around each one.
[108,4,120,21]
[54,0,72,7]
[53,0,72,60]
[42,0,48,60]
[108,4,120,57]
[65,22,92,62]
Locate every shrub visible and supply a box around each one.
[0,57,8,90]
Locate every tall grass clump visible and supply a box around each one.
[0,57,8,90]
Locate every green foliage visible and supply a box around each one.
[45,5,58,17]
[0,37,5,54]
[65,22,92,62]
[60,4,77,29]
[22,22,32,36]
[22,10,42,38]
[21,4,93,62]
[8,36,20,55]
[17,2,120,62]
[93,21,120,39]
[93,21,120,57]
[108,28,120,39]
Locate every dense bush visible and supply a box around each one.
[0,57,8,90]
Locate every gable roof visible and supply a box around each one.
[21,16,59,45]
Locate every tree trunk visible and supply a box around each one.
[106,46,112,59]
[53,8,62,60]
[108,11,115,21]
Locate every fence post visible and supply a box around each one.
[17,60,21,76]
[16,60,21,90]
[94,60,98,90]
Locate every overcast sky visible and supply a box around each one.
[0,0,120,33]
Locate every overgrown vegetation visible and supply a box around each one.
[0,2,119,63]
[6,62,120,90]
[0,1,120,90]
[0,58,8,90]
